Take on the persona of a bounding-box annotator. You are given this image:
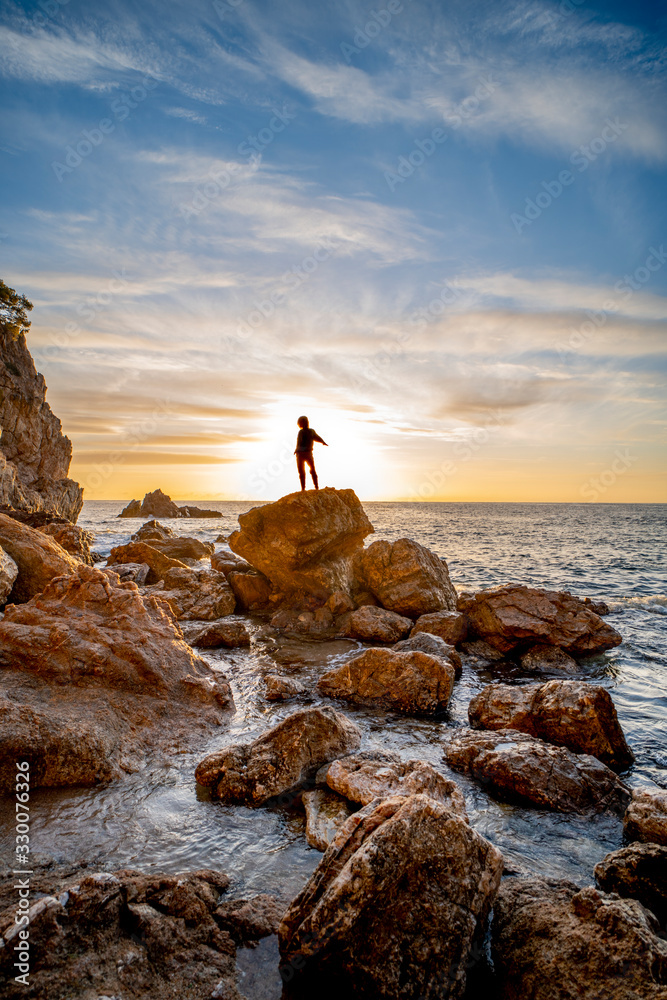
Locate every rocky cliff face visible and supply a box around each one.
[0,326,83,521]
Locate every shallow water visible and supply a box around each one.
[1,501,665,993]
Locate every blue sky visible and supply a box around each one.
[1,0,665,501]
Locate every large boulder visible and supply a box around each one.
[0,564,232,791]
[228,488,374,599]
[356,537,457,617]
[444,729,630,814]
[393,631,463,676]
[0,512,78,602]
[278,794,504,997]
[0,544,18,604]
[410,608,467,644]
[119,490,223,519]
[468,680,634,770]
[491,876,667,1000]
[324,752,468,817]
[130,522,213,560]
[340,604,412,643]
[38,521,96,564]
[595,843,667,926]
[624,788,667,846]
[195,707,361,805]
[228,569,272,610]
[155,566,236,620]
[458,584,623,657]
[107,541,189,584]
[318,646,456,715]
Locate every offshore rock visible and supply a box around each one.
[278,794,504,998]
[444,728,630,814]
[0,564,232,791]
[624,788,667,846]
[38,520,96,565]
[229,488,374,599]
[356,537,457,618]
[318,646,456,715]
[468,680,634,770]
[458,584,623,657]
[0,544,18,604]
[340,604,413,643]
[108,540,189,584]
[195,706,361,805]
[118,488,223,519]
[491,876,667,1000]
[411,608,468,644]
[0,326,83,521]
[0,512,78,602]
[302,788,354,851]
[595,843,667,926]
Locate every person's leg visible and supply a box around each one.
[296,453,306,490]
[306,453,318,489]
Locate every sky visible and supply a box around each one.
[0,0,665,503]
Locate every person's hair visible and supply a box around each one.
[297,415,309,428]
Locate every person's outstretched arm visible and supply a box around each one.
[313,432,328,446]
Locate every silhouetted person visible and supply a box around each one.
[294,415,327,490]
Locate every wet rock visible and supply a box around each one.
[0,866,276,1000]
[132,518,174,542]
[153,566,236,621]
[0,544,18,604]
[192,618,251,648]
[468,680,634,770]
[458,584,623,657]
[583,596,611,616]
[0,564,232,791]
[195,706,361,805]
[278,793,504,998]
[595,843,667,926]
[325,753,468,817]
[356,537,457,618]
[302,788,354,851]
[318,646,455,715]
[229,487,374,599]
[105,561,150,585]
[491,876,667,1000]
[269,607,336,639]
[624,788,667,846]
[340,604,412,643]
[0,512,78,602]
[264,674,307,701]
[38,521,96,565]
[459,639,507,662]
[119,489,223,519]
[228,569,272,610]
[179,504,223,518]
[108,540,189,584]
[445,729,630,814]
[519,642,579,674]
[393,631,463,677]
[410,608,467,645]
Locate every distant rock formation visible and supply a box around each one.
[119,488,223,518]
[0,326,83,522]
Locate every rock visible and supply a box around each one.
[459,639,507,662]
[355,537,457,618]
[326,589,356,615]
[195,706,361,805]
[119,490,223,519]
[211,549,250,575]
[157,567,236,621]
[519,642,579,674]
[491,876,667,1000]
[318,646,455,715]
[325,753,468,817]
[179,504,223,518]
[0,512,79,602]
[444,729,630,814]
[104,561,150,585]
[583,596,611,615]
[38,521,96,565]
[215,533,228,542]
[192,619,251,648]
[269,606,336,639]
[0,324,83,521]
[228,569,272,610]
[149,536,215,561]
[595,843,667,926]
[0,564,232,791]
[624,788,667,846]
[393,631,463,677]
[132,518,174,542]
[229,488,374,599]
[278,793,504,997]
[0,866,277,1000]
[410,608,467,644]
[265,674,307,701]
[118,498,141,516]
[458,584,623,657]
[302,788,353,851]
[339,604,412,643]
[468,680,634,770]
[108,540,189,584]
[0,544,18,604]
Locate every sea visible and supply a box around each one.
[1,500,665,996]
